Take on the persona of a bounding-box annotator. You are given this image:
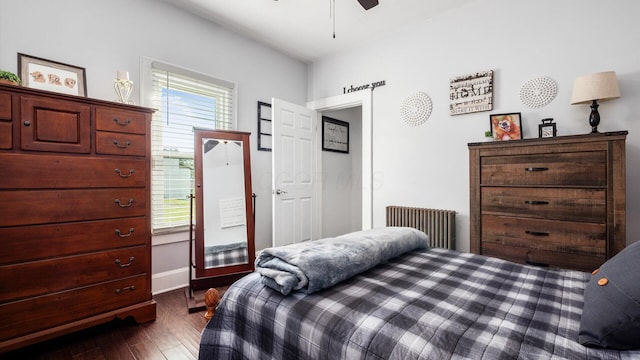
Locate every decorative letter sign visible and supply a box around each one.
[449,70,493,115]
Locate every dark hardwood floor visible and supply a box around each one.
[0,288,225,360]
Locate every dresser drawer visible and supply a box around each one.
[0,92,11,120]
[0,275,149,341]
[480,151,606,186]
[0,217,147,265]
[0,153,146,189]
[0,246,149,303]
[481,187,606,222]
[0,122,10,149]
[96,131,146,156]
[0,189,146,227]
[482,242,605,271]
[96,107,146,134]
[482,215,606,257]
[1,153,146,188]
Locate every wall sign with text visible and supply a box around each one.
[322,116,349,154]
[449,70,493,115]
[343,80,386,94]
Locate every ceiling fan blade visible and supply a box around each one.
[357,0,379,10]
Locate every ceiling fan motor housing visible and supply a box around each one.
[357,0,379,10]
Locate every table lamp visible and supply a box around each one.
[570,71,620,133]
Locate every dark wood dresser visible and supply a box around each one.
[468,132,626,272]
[0,83,156,352]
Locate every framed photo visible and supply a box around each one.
[322,116,349,153]
[18,53,87,96]
[490,112,522,141]
[538,118,557,138]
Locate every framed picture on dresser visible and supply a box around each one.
[490,112,522,141]
[18,53,87,97]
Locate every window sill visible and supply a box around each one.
[152,229,193,246]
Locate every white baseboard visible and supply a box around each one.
[152,267,189,295]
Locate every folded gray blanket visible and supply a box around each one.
[255,227,428,295]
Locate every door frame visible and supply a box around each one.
[307,90,373,230]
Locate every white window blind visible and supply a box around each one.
[149,62,235,232]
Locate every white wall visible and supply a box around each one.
[310,0,640,251]
[0,0,308,292]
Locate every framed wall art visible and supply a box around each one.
[490,112,522,141]
[18,53,87,96]
[449,70,493,115]
[322,116,349,153]
[257,101,272,151]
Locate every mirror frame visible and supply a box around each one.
[193,129,255,288]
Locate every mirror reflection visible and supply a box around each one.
[193,129,254,285]
[202,137,249,269]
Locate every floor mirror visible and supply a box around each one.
[191,129,255,293]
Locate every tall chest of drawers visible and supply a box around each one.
[468,132,626,272]
[0,84,156,352]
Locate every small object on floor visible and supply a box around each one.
[204,288,220,320]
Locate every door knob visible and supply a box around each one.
[275,189,287,195]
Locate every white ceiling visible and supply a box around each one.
[163,0,477,62]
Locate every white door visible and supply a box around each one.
[271,98,320,247]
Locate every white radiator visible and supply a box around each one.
[386,205,456,250]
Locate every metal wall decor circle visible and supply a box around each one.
[400,91,432,126]
[519,76,558,108]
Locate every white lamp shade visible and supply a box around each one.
[570,71,621,105]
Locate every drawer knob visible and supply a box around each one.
[23,120,31,127]
[525,167,549,172]
[113,117,132,126]
[524,200,549,205]
[115,228,135,238]
[115,285,136,294]
[114,198,135,208]
[115,256,135,268]
[114,168,135,178]
[113,139,131,149]
[525,230,550,237]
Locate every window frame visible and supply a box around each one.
[140,57,238,236]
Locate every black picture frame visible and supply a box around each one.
[489,112,522,141]
[257,101,272,151]
[18,53,87,97]
[538,118,557,138]
[322,116,349,153]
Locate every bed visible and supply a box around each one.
[198,228,640,359]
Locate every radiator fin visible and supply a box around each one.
[385,205,456,250]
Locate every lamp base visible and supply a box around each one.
[589,99,600,133]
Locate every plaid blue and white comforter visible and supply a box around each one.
[199,248,640,359]
[204,244,248,268]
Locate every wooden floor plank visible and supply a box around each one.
[0,288,217,360]
[93,329,136,360]
[162,344,198,360]
[129,339,166,360]
[71,347,106,360]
